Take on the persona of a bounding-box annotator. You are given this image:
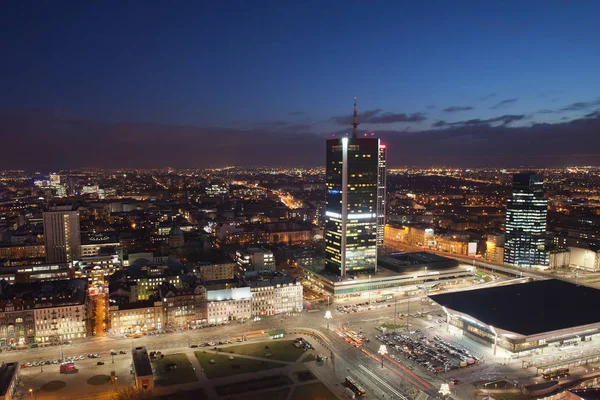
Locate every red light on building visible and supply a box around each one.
[380,144,386,149]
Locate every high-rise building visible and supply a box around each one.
[43,205,81,263]
[376,143,387,248]
[325,99,380,276]
[503,172,549,267]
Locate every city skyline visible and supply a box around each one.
[1,1,600,169]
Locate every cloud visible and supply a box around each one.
[480,93,497,101]
[490,98,518,109]
[443,106,474,113]
[560,99,600,112]
[434,114,526,128]
[331,109,382,125]
[536,109,555,114]
[367,112,427,124]
[1,109,600,170]
[585,110,600,119]
[288,111,304,116]
[332,109,426,125]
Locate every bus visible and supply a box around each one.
[542,368,570,380]
[345,376,367,397]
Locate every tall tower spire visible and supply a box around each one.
[352,97,359,138]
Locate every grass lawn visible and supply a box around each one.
[381,323,403,329]
[41,381,67,392]
[223,340,306,362]
[151,353,198,387]
[196,351,283,379]
[215,375,293,397]
[86,375,110,386]
[290,382,337,400]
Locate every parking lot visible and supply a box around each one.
[336,301,395,314]
[375,328,482,380]
[17,353,133,399]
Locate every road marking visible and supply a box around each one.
[358,364,409,400]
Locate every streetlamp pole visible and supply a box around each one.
[406,291,411,333]
[393,295,397,333]
[378,345,388,369]
[324,311,332,330]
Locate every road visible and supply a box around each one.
[2,301,447,399]
[388,242,577,283]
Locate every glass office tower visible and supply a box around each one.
[376,144,387,249]
[325,136,380,276]
[503,172,549,267]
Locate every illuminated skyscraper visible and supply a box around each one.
[376,143,387,248]
[43,205,81,263]
[503,172,549,267]
[325,99,384,276]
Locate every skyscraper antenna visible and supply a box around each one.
[352,97,359,138]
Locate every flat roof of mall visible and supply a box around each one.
[430,279,600,336]
[385,251,453,263]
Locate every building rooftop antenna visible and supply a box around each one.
[352,97,359,138]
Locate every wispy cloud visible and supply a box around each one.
[480,93,497,101]
[288,111,304,116]
[443,106,474,113]
[332,109,426,125]
[434,114,525,128]
[560,98,600,112]
[490,98,518,109]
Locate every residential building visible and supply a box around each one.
[73,250,122,287]
[0,302,35,347]
[109,301,164,335]
[235,248,275,274]
[43,205,81,263]
[504,173,549,267]
[205,285,252,323]
[0,279,88,345]
[0,244,45,262]
[0,264,73,284]
[196,262,235,281]
[80,232,119,257]
[160,286,202,329]
[243,271,303,316]
[486,232,505,263]
[325,102,381,276]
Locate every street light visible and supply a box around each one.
[439,383,451,398]
[29,388,33,397]
[324,311,332,330]
[378,345,388,368]
[490,325,498,356]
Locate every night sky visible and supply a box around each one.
[1,0,599,169]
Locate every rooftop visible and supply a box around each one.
[430,279,600,336]
[132,347,153,377]
[0,362,18,397]
[569,388,600,400]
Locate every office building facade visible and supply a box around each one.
[376,144,387,248]
[504,172,549,267]
[43,205,81,263]
[325,100,380,276]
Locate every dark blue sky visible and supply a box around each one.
[1,1,600,168]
